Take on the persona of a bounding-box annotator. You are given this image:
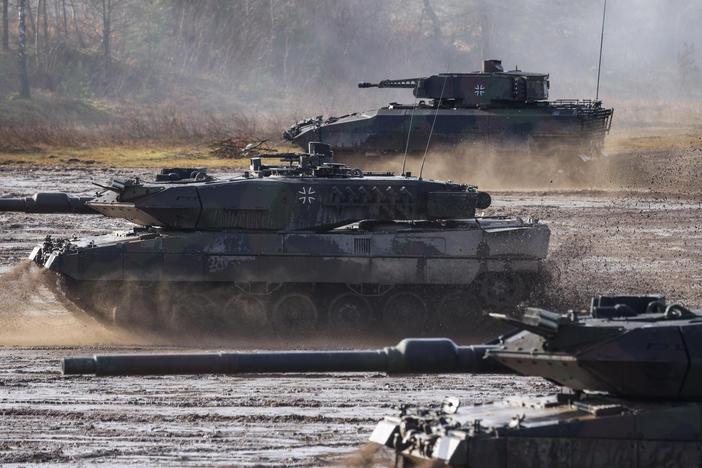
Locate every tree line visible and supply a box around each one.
[1,1,700,108]
[0,0,528,105]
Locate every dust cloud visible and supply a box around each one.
[0,262,145,346]
[340,443,388,467]
[348,132,702,195]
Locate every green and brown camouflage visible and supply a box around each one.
[284,59,613,159]
[0,143,549,337]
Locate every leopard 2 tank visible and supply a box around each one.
[0,142,549,338]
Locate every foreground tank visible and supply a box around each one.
[0,143,549,337]
[63,294,702,467]
[284,59,613,159]
[370,294,702,467]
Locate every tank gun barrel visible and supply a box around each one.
[358,78,422,89]
[0,192,96,214]
[62,338,507,376]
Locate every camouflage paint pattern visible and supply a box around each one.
[284,60,613,156]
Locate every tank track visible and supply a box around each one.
[60,271,548,340]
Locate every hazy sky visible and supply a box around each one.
[313,0,702,113]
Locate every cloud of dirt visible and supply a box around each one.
[530,226,688,314]
[340,443,388,467]
[341,443,449,468]
[0,260,428,350]
[0,262,151,346]
[533,235,602,312]
[347,144,607,192]
[345,133,702,196]
[606,146,702,198]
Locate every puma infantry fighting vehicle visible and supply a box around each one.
[0,143,549,337]
[63,294,702,467]
[284,59,613,159]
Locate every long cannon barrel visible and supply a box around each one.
[62,338,507,376]
[0,192,96,214]
[358,78,422,89]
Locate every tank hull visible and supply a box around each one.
[32,217,549,337]
[286,101,613,156]
[371,395,699,468]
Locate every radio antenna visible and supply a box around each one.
[400,81,420,176]
[595,0,607,100]
[418,74,448,180]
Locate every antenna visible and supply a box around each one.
[418,74,448,180]
[400,81,420,176]
[595,0,607,100]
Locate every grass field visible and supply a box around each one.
[0,141,300,168]
[2,95,702,169]
[1,125,700,168]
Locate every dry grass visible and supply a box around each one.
[605,97,702,152]
[2,98,702,168]
[606,126,702,153]
[0,142,297,168]
[0,104,299,167]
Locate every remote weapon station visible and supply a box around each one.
[64,294,702,467]
[0,143,548,337]
[284,60,613,159]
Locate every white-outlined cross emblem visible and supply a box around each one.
[298,186,316,204]
[474,84,486,96]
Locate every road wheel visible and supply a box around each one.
[328,292,372,331]
[166,292,213,334]
[221,294,267,332]
[271,292,318,334]
[381,290,428,335]
[119,285,160,328]
[83,281,121,322]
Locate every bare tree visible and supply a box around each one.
[18,0,30,98]
[2,0,8,51]
[102,0,110,67]
[69,0,85,48]
[61,0,67,38]
[34,0,41,65]
[42,0,48,43]
[24,0,33,48]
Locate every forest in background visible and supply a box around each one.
[1,0,702,151]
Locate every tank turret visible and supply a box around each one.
[368,294,702,466]
[358,59,550,106]
[1,142,490,231]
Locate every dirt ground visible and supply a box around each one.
[1,145,702,466]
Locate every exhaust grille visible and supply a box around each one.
[354,238,371,256]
